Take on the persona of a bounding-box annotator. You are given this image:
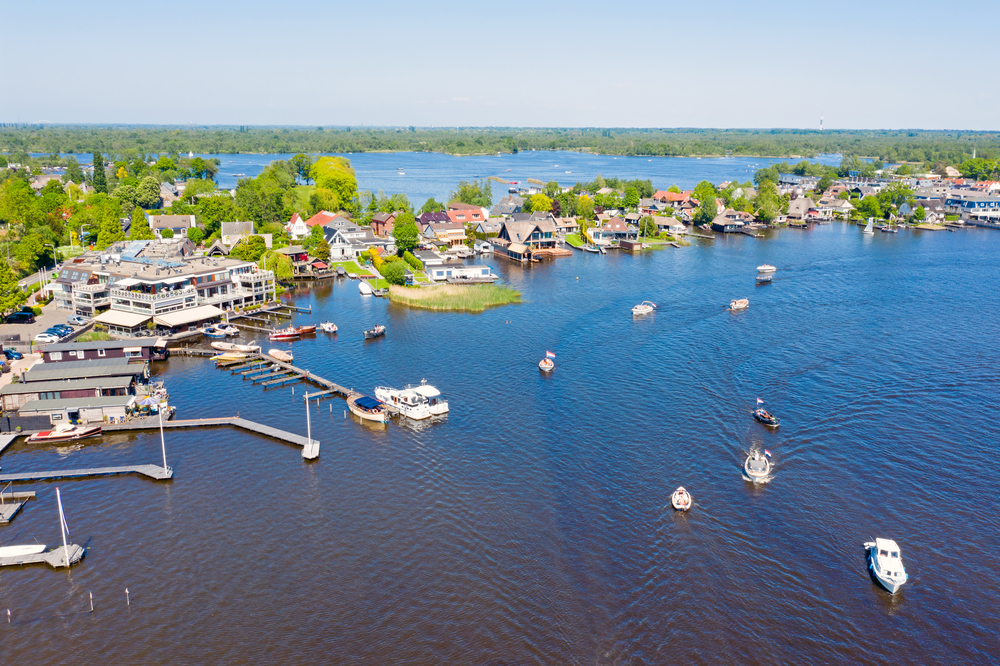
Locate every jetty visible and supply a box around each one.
[0,464,173,484]
[0,490,36,524]
[0,544,85,569]
[0,433,17,456]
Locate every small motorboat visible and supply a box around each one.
[211,341,260,353]
[212,352,246,363]
[632,301,657,316]
[730,298,749,311]
[27,423,102,443]
[348,395,387,423]
[671,486,693,512]
[268,349,294,362]
[319,321,338,333]
[216,323,240,336]
[347,272,358,279]
[583,245,601,253]
[538,358,554,372]
[293,324,317,335]
[0,544,47,558]
[753,408,779,427]
[756,274,773,284]
[757,264,776,273]
[269,327,300,341]
[358,281,374,296]
[364,324,386,340]
[864,538,908,594]
[201,325,228,338]
[744,449,771,483]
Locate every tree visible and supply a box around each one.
[693,196,718,225]
[258,250,293,281]
[382,261,407,285]
[527,193,552,214]
[624,186,640,209]
[392,212,420,254]
[692,180,717,205]
[420,198,445,214]
[190,157,208,179]
[290,154,314,184]
[308,187,340,217]
[667,184,682,193]
[303,224,325,250]
[856,196,883,220]
[313,237,331,261]
[815,174,833,193]
[914,205,927,221]
[577,195,595,220]
[187,227,205,245]
[449,179,493,208]
[197,196,237,236]
[136,176,162,209]
[753,181,782,224]
[0,258,28,315]
[182,178,216,204]
[154,155,176,172]
[310,157,357,207]
[160,228,175,239]
[66,158,84,184]
[231,234,267,261]
[96,213,125,249]
[92,151,107,193]
[129,206,155,240]
[639,216,657,238]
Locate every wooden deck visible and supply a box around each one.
[0,464,173,483]
[0,490,36,524]
[0,543,85,569]
[0,433,18,457]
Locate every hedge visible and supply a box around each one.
[403,251,422,271]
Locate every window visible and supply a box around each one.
[98,349,106,357]
[69,350,78,357]
[50,352,63,360]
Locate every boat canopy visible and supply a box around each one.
[355,396,383,410]
[412,385,441,397]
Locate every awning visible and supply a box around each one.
[162,276,190,284]
[115,278,140,287]
[153,304,225,328]
[311,261,329,269]
[154,338,168,348]
[508,243,528,255]
[92,310,151,327]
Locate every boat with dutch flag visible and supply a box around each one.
[539,350,555,372]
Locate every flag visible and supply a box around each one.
[764,449,772,458]
[546,351,556,359]
[757,398,764,405]
[56,488,70,536]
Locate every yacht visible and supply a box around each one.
[671,486,692,511]
[743,449,771,483]
[865,538,908,594]
[632,301,657,316]
[374,385,432,420]
[27,423,102,443]
[410,380,449,415]
[757,264,777,273]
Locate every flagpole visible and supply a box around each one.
[56,488,69,568]
[159,406,168,473]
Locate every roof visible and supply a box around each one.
[275,245,306,255]
[92,310,152,327]
[508,242,528,254]
[221,221,253,237]
[44,340,159,352]
[23,357,141,382]
[19,395,137,413]
[1,375,133,396]
[148,215,196,229]
[153,304,224,327]
[447,201,482,211]
[371,212,396,223]
[304,210,339,227]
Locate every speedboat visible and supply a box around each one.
[358,281,374,296]
[671,486,693,511]
[756,274,773,284]
[348,395,387,423]
[757,264,776,273]
[865,538,908,594]
[269,327,300,341]
[292,324,317,335]
[743,450,771,483]
[0,544,47,557]
[730,298,749,311]
[409,380,449,415]
[216,323,240,336]
[202,325,228,338]
[319,321,338,333]
[212,352,246,363]
[27,423,102,443]
[211,341,260,353]
[268,349,293,362]
[364,324,386,340]
[374,385,432,420]
[538,358,554,372]
[583,245,600,253]
[632,301,657,316]
[753,408,779,427]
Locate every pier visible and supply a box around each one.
[0,544,85,569]
[0,433,17,456]
[0,490,36,524]
[0,465,173,483]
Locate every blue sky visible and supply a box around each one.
[2,0,997,129]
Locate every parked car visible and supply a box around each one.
[49,325,73,335]
[67,314,90,326]
[34,332,61,344]
[5,312,35,324]
[2,348,24,360]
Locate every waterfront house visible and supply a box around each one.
[276,246,310,274]
[555,217,579,236]
[652,190,693,207]
[149,215,197,238]
[446,208,486,227]
[787,197,815,220]
[490,195,524,217]
[42,339,167,364]
[424,221,467,247]
[476,218,503,236]
[815,198,854,218]
[710,208,752,233]
[653,216,685,236]
[1,376,135,413]
[590,217,638,245]
[286,213,309,240]
[371,212,397,237]
[491,219,558,261]
[18,395,137,425]
[427,264,496,282]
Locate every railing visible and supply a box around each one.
[111,286,196,302]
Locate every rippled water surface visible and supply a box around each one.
[3,225,999,664]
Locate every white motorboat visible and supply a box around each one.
[358,281,374,296]
[863,218,875,235]
[409,380,449,415]
[0,544,46,557]
[743,449,771,483]
[210,341,260,353]
[671,486,693,511]
[757,264,776,273]
[319,321,338,333]
[216,323,240,336]
[865,538,909,594]
[268,349,293,362]
[730,298,749,311]
[27,423,102,443]
[632,300,657,316]
[538,358,554,372]
[374,385,432,420]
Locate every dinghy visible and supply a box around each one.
[753,408,779,427]
[0,544,46,557]
[671,486,693,511]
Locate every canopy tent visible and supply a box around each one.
[161,275,190,284]
[92,310,151,327]
[153,305,225,328]
[310,261,329,269]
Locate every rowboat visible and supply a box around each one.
[27,423,102,443]
[730,298,749,311]
[210,341,261,353]
[754,407,779,426]
[269,327,300,341]
[268,349,294,362]
[671,486,693,511]
[348,395,387,423]
[0,544,46,557]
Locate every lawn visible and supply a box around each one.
[371,278,390,290]
[290,185,316,212]
[74,331,114,342]
[328,260,373,276]
[565,233,585,247]
[388,284,521,313]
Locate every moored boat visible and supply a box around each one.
[212,352,247,362]
[268,349,294,362]
[730,298,749,311]
[319,321,338,333]
[756,274,773,284]
[671,486,693,511]
[743,449,771,483]
[293,324,317,335]
[27,423,102,443]
[348,395,387,423]
[0,544,47,557]
[364,324,386,340]
[632,300,657,316]
[865,538,908,594]
[757,264,776,273]
[216,323,240,336]
[210,341,261,353]
[863,218,875,234]
[269,327,300,341]
[538,358,554,372]
[374,385,432,420]
[202,325,228,338]
[358,281,374,296]
[409,380,449,415]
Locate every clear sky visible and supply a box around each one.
[3,0,997,130]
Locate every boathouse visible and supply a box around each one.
[18,395,137,424]
[41,339,168,364]
[21,357,149,384]
[1,376,135,413]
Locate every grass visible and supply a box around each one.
[388,284,521,312]
[75,331,114,342]
[565,233,585,247]
[328,260,373,276]
[290,185,316,211]
[370,278,390,290]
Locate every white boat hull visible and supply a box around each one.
[539,360,554,371]
[632,306,653,316]
[359,281,374,295]
[374,387,432,420]
[671,488,692,511]
[0,544,46,557]
[744,455,771,482]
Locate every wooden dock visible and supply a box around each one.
[0,464,173,483]
[0,433,18,456]
[0,544,85,569]
[0,490,36,524]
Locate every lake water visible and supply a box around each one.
[3,224,998,664]
[39,151,843,207]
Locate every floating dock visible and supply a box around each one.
[0,490,36,524]
[0,544,85,569]
[0,464,173,484]
[0,433,17,456]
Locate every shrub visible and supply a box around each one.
[403,251,422,270]
[30,306,42,316]
[370,250,386,272]
[382,261,407,285]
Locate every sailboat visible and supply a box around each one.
[863,218,875,235]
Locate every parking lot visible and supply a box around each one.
[1,300,87,353]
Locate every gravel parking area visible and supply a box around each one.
[0,300,85,352]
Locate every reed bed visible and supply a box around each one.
[388,284,521,312]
